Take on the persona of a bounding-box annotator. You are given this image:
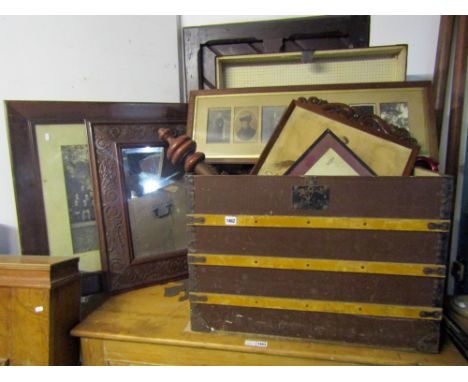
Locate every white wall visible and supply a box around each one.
[0,16,180,253]
[370,15,440,80]
[181,15,441,80]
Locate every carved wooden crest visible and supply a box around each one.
[297,96,419,148]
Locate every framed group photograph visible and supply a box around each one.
[187,82,438,164]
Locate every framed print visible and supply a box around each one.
[6,101,187,292]
[183,16,370,98]
[285,129,376,176]
[252,99,419,176]
[216,45,407,89]
[35,124,100,271]
[187,82,437,164]
[87,121,188,292]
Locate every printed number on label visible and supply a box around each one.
[244,340,268,348]
[225,216,237,225]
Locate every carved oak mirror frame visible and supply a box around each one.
[87,120,188,292]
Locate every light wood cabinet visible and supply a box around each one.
[0,255,80,365]
[72,282,467,366]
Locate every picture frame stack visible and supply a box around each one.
[184,21,438,174]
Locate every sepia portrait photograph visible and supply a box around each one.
[350,104,376,115]
[61,145,98,254]
[234,107,259,143]
[262,106,287,143]
[380,102,409,130]
[206,108,231,143]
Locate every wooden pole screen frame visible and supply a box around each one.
[6,101,188,257]
[183,15,370,99]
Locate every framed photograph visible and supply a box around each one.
[252,99,419,176]
[285,129,376,176]
[87,122,188,292]
[380,102,409,130]
[187,82,437,164]
[262,106,288,143]
[234,107,259,143]
[207,108,231,143]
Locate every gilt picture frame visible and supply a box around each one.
[187,82,437,164]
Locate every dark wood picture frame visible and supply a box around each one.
[252,98,420,176]
[86,120,188,292]
[285,129,376,176]
[182,15,370,99]
[6,101,188,256]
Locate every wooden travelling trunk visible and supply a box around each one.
[187,175,453,353]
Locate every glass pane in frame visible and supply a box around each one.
[121,146,187,260]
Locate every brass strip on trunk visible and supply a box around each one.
[188,214,450,233]
[189,292,442,321]
[188,254,446,278]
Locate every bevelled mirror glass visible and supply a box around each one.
[121,146,187,260]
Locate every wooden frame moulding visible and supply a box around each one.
[187,82,437,165]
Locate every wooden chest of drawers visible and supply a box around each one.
[0,255,80,365]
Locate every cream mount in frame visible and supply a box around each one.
[216,45,408,89]
[187,82,438,164]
